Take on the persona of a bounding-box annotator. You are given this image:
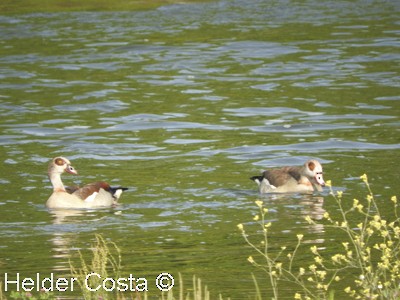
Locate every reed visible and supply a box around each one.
[69,234,224,299]
[1,234,225,300]
[69,234,124,300]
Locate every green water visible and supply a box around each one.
[0,0,399,299]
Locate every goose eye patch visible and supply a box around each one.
[55,158,65,166]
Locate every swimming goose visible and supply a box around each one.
[250,159,325,193]
[46,156,127,209]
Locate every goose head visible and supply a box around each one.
[48,156,78,176]
[304,159,325,187]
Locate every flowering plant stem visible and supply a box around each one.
[238,174,400,300]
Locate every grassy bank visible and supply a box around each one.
[0,0,210,15]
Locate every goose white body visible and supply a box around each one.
[46,157,127,209]
[251,159,325,194]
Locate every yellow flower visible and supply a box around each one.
[304,215,313,224]
[247,256,255,264]
[310,245,318,255]
[294,293,302,299]
[316,270,326,280]
[331,254,346,263]
[363,288,371,294]
[325,180,332,187]
[253,215,259,221]
[297,234,304,241]
[337,190,343,198]
[309,264,317,272]
[360,174,368,183]
[237,223,244,231]
[314,256,323,265]
[366,228,374,236]
[391,196,397,204]
[255,200,263,208]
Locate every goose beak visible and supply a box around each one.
[315,172,325,186]
[66,164,78,175]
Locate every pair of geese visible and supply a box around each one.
[46,156,326,209]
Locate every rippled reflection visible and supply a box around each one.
[0,0,399,298]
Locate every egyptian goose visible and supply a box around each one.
[46,157,128,209]
[250,159,325,193]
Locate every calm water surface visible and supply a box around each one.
[0,0,399,298]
